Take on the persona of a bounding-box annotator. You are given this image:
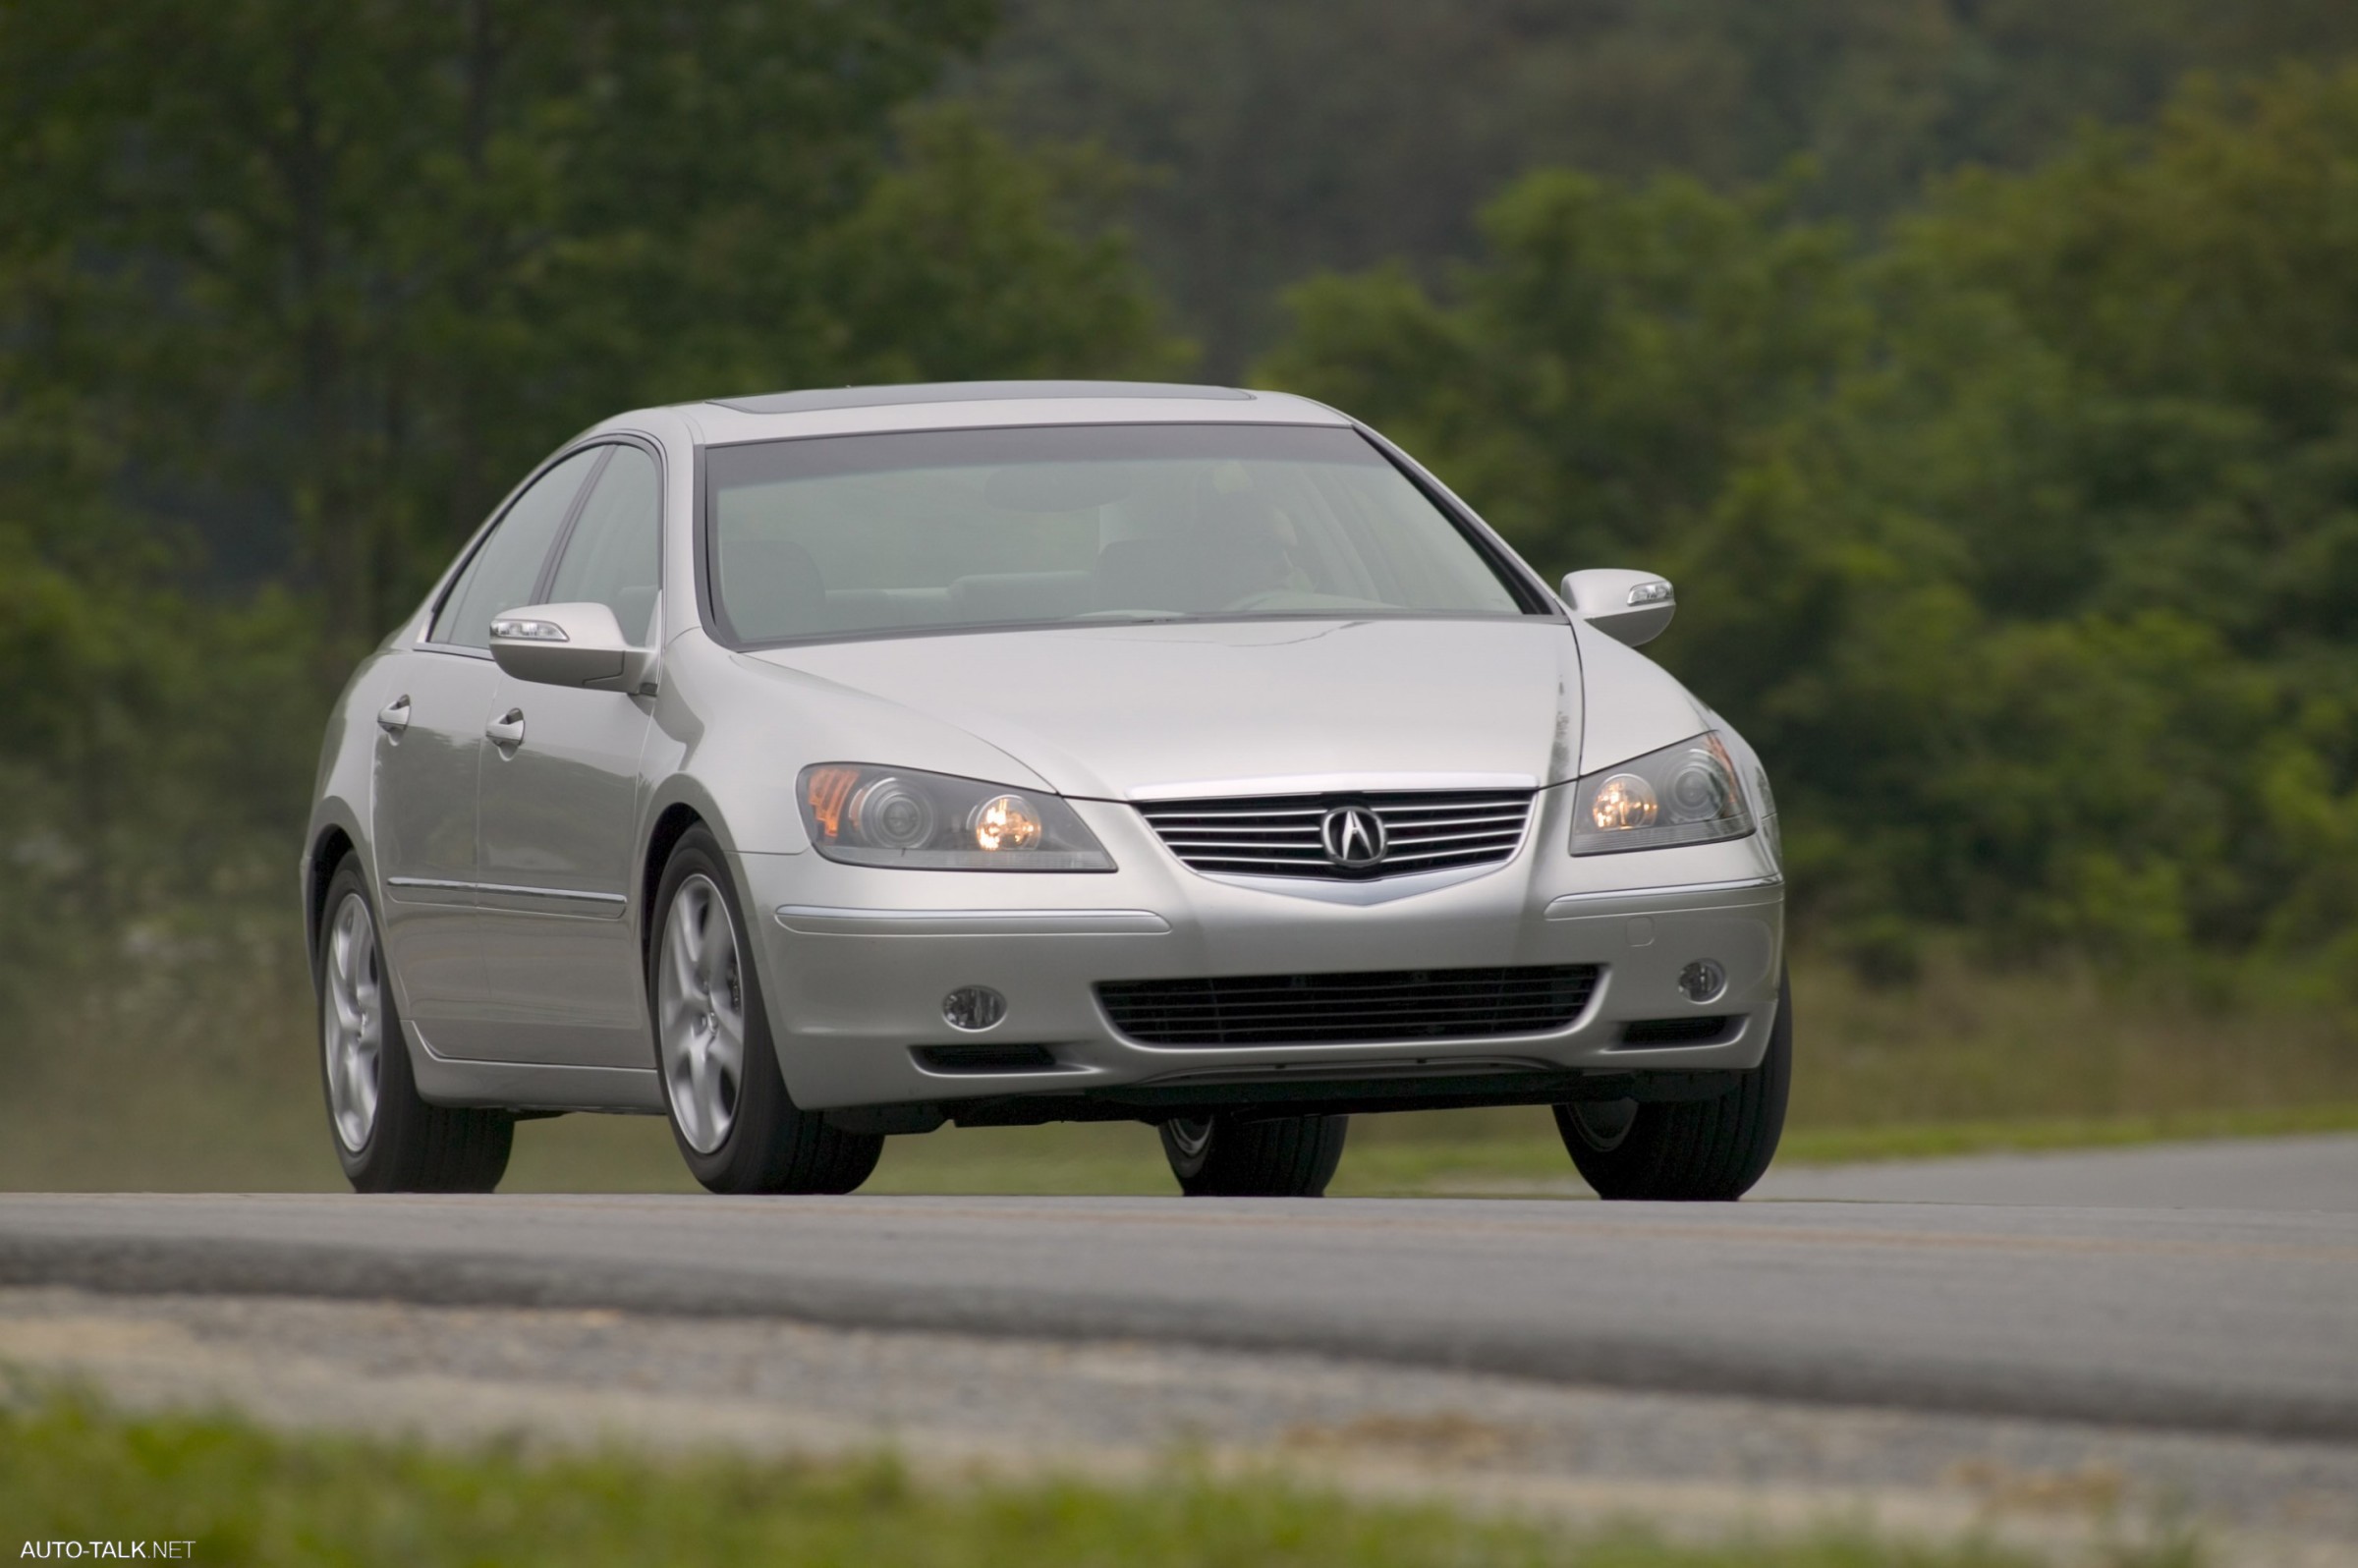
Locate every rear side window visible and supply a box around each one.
[429,447,603,647]
[546,445,661,645]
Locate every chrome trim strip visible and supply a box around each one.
[1544,875,1783,919]
[388,875,627,906]
[774,905,1171,936]
[1125,771,1540,803]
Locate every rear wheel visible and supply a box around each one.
[316,857,513,1193]
[1159,1113,1349,1197]
[1554,964,1792,1201]
[651,825,881,1195]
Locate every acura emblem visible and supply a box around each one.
[1319,805,1387,868]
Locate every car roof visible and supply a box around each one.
[587,379,1354,447]
[705,379,1260,416]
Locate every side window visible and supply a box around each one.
[428,447,605,648]
[545,445,662,645]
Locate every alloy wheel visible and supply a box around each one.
[658,873,746,1154]
[322,892,384,1153]
[1163,1117,1215,1160]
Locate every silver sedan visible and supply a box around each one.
[305,381,1788,1199]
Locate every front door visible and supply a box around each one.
[464,443,663,1068]
[381,443,606,1057]
[370,649,496,1035]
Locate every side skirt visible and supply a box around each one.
[407,1023,665,1114]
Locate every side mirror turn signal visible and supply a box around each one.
[1559,569,1676,647]
[488,602,653,692]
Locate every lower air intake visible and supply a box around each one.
[1096,965,1601,1047]
[912,1044,1062,1074]
[1618,1016,1735,1046]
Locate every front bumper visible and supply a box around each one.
[736,792,1784,1113]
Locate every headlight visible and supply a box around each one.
[798,763,1114,870]
[1568,733,1755,855]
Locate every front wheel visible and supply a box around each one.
[316,857,513,1193]
[650,825,881,1195]
[1159,1113,1348,1197]
[1553,964,1793,1201]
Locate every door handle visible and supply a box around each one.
[485,708,526,748]
[376,696,412,735]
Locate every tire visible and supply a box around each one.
[1159,1112,1349,1197]
[649,825,882,1195]
[316,857,513,1193]
[1553,964,1792,1201]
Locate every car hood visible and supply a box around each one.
[746,618,1584,800]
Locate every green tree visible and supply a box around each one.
[1261,66,2358,980]
[0,0,1184,1030]
[969,0,2358,373]
[0,0,1182,647]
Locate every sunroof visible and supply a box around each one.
[706,380,1257,416]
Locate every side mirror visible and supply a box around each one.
[1559,569,1675,647]
[488,602,652,692]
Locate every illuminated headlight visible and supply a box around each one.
[1569,733,1756,855]
[798,763,1113,870]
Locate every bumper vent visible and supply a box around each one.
[1618,1016,1735,1046]
[1136,789,1536,880]
[912,1043,1062,1074]
[1097,964,1600,1047]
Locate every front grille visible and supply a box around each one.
[1097,964,1600,1046]
[1136,790,1535,880]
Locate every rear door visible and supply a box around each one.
[465,442,664,1068]
[372,446,602,1051]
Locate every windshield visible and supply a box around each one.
[702,422,1538,644]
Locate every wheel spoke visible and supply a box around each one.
[667,902,704,1004]
[686,1030,716,1144]
[697,898,731,991]
[706,1008,744,1084]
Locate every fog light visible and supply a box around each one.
[942,986,1007,1032]
[1676,959,1727,1005]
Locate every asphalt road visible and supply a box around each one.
[5,1154,2355,1444]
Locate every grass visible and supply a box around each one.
[0,1386,2200,1568]
[2,923,2353,1195]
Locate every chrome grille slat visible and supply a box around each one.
[1137,788,1536,881]
[1097,964,1601,1046]
[1151,836,1326,849]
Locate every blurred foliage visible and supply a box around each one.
[968,0,2358,374]
[0,0,1178,1024]
[1261,67,2358,983]
[1,1,2355,1092]
[0,0,1179,638]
